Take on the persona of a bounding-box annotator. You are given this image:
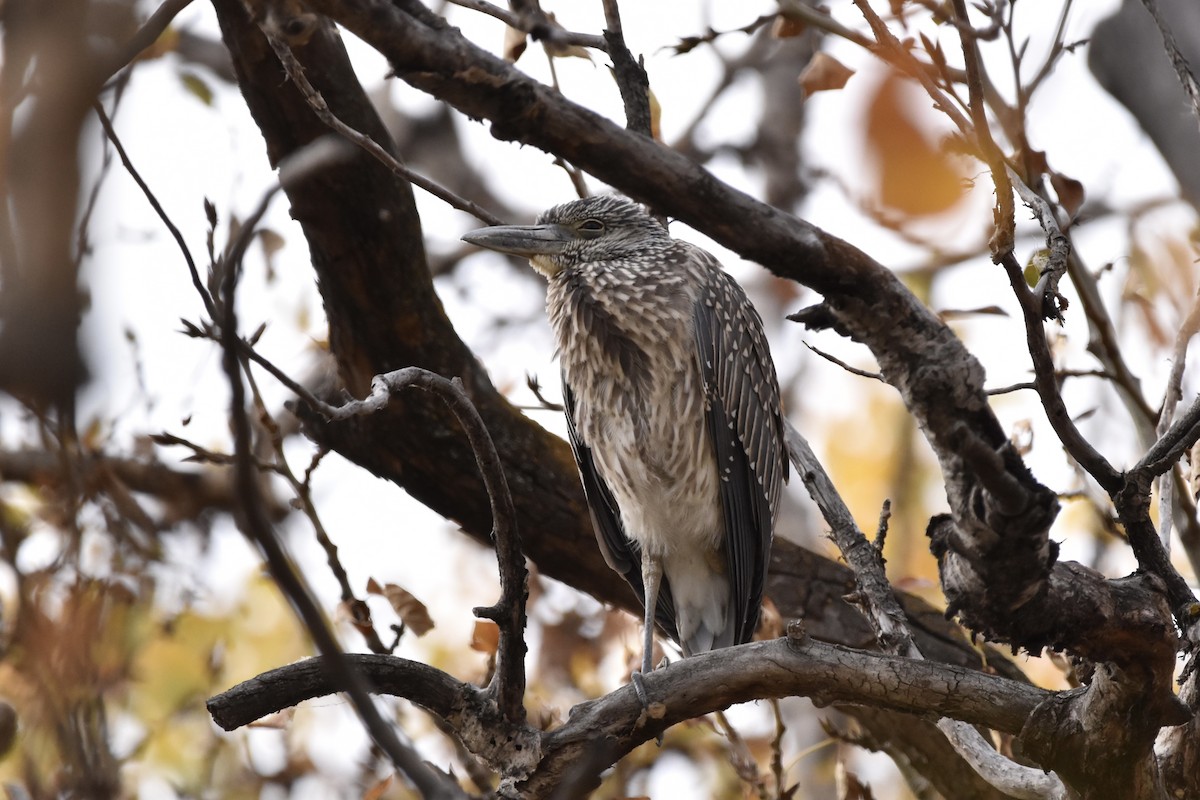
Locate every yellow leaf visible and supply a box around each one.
[178,71,214,107]
[647,86,662,141]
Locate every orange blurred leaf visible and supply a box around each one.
[771,15,807,38]
[798,52,855,96]
[363,775,393,800]
[471,620,500,655]
[864,72,966,216]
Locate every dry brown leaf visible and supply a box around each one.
[1050,170,1085,220]
[542,12,593,60]
[771,15,807,38]
[368,581,434,636]
[798,52,855,96]
[471,619,500,655]
[503,24,527,63]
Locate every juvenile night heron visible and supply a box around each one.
[463,195,787,681]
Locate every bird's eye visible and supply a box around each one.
[578,219,606,236]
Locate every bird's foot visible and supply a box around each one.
[631,671,667,745]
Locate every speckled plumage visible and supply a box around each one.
[463,195,787,668]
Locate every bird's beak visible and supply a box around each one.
[461,223,573,256]
[462,223,574,277]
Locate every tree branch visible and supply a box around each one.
[208,634,1052,795]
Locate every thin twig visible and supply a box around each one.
[100,0,197,86]
[769,698,789,800]
[601,0,653,138]
[214,169,465,799]
[999,252,1123,493]
[1154,288,1200,555]
[1135,394,1200,481]
[852,0,976,137]
[1020,0,1075,105]
[803,342,884,382]
[263,28,503,225]
[663,14,777,56]
[316,368,528,722]
[986,369,1113,396]
[783,420,1068,799]
[784,421,915,657]
[93,100,214,319]
[951,0,1015,258]
[247,365,393,655]
[447,0,607,52]
[777,0,873,51]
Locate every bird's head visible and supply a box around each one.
[462,195,669,278]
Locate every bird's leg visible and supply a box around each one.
[631,548,667,749]
[631,547,663,709]
[640,548,662,678]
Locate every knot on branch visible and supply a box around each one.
[786,303,851,338]
[1020,661,1191,793]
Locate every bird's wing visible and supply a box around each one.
[691,252,788,644]
[562,380,680,642]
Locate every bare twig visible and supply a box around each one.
[784,421,1068,798]
[446,0,606,52]
[246,365,393,655]
[784,421,916,658]
[777,0,873,51]
[803,342,884,382]
[601,0,653,138]
[769,699,790,799]
[1019,0,1076,105]
[999,252,1123,493]
[664,14,776,56]
[1154,289,1200,555]
[100,0,197,85]
[93,101,214,319]
[852,0,975,137]
[263,28,503,225]
[986,369,1113,396]
[1135,394,1200,482]
[316,369,527,722]
[213,167,466,799]
[951,0,1015,258]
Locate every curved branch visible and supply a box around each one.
[208,634,1051,794]
[318,367,528,724]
